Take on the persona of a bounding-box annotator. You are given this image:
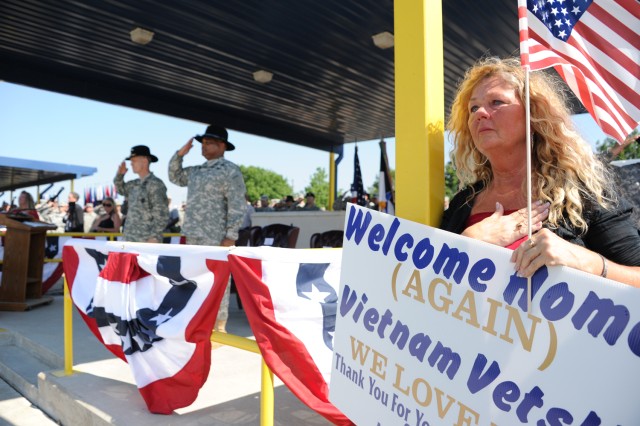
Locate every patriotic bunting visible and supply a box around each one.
[61,240,351,422]
[63,239,230,414]
[229,247,351,425]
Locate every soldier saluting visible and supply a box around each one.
[114,145,169,243]
[168,124,247,333]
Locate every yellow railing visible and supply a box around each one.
[54,233,276,425]
[0,232,182,265]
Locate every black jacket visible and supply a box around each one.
[440,183,640,267]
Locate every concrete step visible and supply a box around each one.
[0,376,57,426]
[0,330,58,425]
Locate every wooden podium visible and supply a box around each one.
[0,213,57,311]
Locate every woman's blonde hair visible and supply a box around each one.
[447,56,614,233]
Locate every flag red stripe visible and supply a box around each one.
[186,259,229,341]
[554,61,633,137]
[572,29,639,95]
[618,0,640,19]
[554,66,595,120]
[139,343,211,414]
[570,21,640,104]
[100,252,148,284]
[588,2,640,48]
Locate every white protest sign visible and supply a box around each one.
[330,204,640,425]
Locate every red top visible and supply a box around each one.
[466,211,528,250]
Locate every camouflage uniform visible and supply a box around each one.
[114,172,169,242]
[168,152,247,321]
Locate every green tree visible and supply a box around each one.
[595,132,640,160]
[239,165,293,202]
[444,161,459,198]
[305,167,329,209]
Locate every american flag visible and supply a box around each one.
[378,139,395,215]
[350,146,366,206]
[519,0,640,143]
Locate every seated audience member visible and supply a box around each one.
[255,194,274,212]
[63,191,84,232]
[275,195,297,211]
[37,199,65,231]
[89,197,122,233]
[165,197,181,232]
[241,193,255,229]
[440,56,640,287]
[298,192,320,211]
[83,203,97,233]
[10,191,40,220]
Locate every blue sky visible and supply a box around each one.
[0,81,612,206]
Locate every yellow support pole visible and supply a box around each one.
[260,359,274,426]
[63,276,74,375]
[394,0,445,226]
[210,331,260,353]
[328,151,336,211]
[211,331,274,425]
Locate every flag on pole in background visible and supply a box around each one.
[518,0,640,143]
[63,239,230,414]
[228,247,352,426]
[96,185,104,202]
[350,146,366,206]
[378,139,395,214]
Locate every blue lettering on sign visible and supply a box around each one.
[344,206,496,292]
[343,204,640,359]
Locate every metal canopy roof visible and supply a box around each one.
[0,157,97,192]
[0,1,584,153]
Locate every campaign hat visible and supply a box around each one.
[126,145,158,162]
[194,124,235,151]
